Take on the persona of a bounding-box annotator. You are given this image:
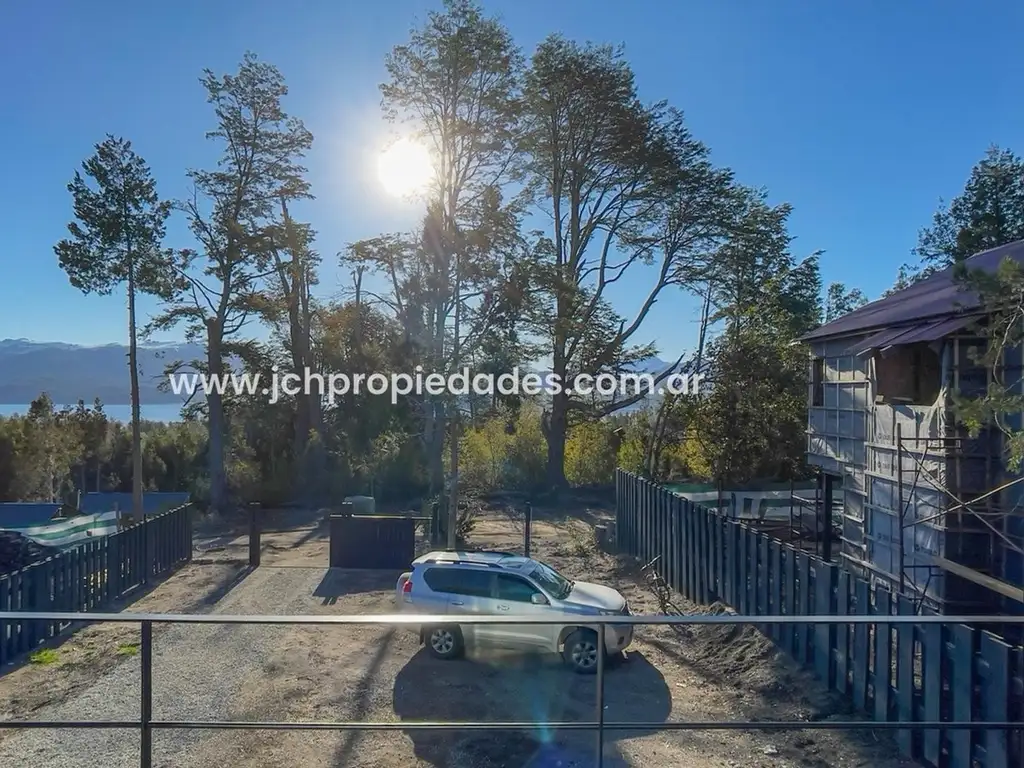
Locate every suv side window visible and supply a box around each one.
[423,567,491,597]
[496,574,540,603]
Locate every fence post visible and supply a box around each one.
[822,473,834,562]
[249,503,261,568]
[140,620,153,768]
[142,517,151,586]
[524,502,532,558]
[595,624,605,768]
[186,504,194,563]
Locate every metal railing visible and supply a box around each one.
[0,612,1021,768]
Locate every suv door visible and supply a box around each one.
[493,573,554,649]
[423,566,495,645]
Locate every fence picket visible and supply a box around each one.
[872,587,892,723]
[782,546,796,654]
[797,552,812,665]
[949,624,974,766]
[922,621,944,765]
[835,569,850,695]
[614,472,1022,768]
[978,632,1010,766]
[896,594,918,758]
[815,563,836,686]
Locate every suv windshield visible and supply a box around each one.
[527,560,573,599]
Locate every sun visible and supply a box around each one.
[377,137,434,198]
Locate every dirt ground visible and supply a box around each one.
[0,500,912,767]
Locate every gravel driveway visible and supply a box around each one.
[0,566,328,768]
[0,505,912,767]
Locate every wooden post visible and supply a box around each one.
[524,502,533,558]
[248,503,261,568]
[431,501,441,545]
[328,502,353,567]
[822,473,834,562]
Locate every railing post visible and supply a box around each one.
[595,623,605,768]
[140,620,153,768]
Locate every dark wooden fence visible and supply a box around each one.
[0,504,193,665]
[615,470,1023,768]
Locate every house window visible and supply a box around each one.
[811,357,824,406]
[874,343,941,405]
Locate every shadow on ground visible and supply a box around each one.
[258,507,327,533]
[389,647,672,767]
[313,569,401,605]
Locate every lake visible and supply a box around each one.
[0,403,185,422]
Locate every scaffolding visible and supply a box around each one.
[894,422,1024,618]
[806,330,1024,636]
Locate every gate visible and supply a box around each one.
[328,514,425,569]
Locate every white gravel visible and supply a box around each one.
[0,566,327,768]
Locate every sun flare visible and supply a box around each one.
[377,137,433,198]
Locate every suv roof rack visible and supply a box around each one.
[437,548,519,557]
[421,557,504,568]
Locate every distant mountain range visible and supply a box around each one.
[0,338,204,405]
[0,338,685,410]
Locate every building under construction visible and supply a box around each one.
[802,241,1024,622]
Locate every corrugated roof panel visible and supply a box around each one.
[845,325,921,356]
[891,315,974,345]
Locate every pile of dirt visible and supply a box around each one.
[0,531,60,575]
[683,601,842,713]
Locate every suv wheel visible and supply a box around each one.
[425,625,464,660]
[562,629,601,674]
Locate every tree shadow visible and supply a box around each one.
[313,568,401,605]
[288,519,330,549]
[258,506,327,533]
[331,627,398,766]
[392,647,672,767]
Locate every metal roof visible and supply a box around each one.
[0,503,61,529]
[844,315,975,356]
[79,492,190,515]
[802,239,1024,343]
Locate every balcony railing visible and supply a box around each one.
[0,611,1021,768]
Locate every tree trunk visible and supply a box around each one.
[448,260,462,548]
[127,263,144,519]
[206,317,227,513]
[448,414,459,549]
[429,399,446,495]
[647,285,713,479]
[544,390,569,488]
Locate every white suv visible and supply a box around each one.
[395,550,632,673]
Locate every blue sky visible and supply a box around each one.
[2,0,1022,360]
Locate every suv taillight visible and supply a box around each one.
[402,579,412,594]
